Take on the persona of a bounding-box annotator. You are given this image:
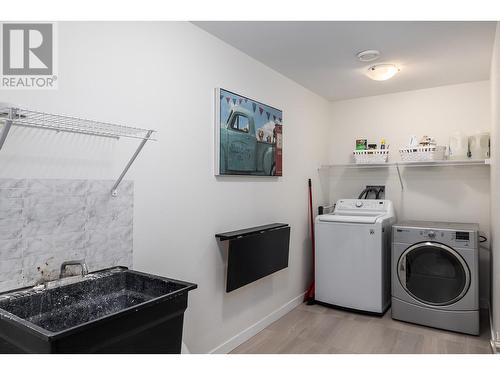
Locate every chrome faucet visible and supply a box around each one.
[60,259,89,278]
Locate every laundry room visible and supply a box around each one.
[2,1,500,373]
[324,81,492,312]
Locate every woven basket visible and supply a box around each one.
[399,146,446,162]
[353,149,390,164]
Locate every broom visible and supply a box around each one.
[304,178,315,304]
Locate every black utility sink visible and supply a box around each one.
[0,267,197,353]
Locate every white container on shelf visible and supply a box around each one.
[449,132,469,160]
[399,145,446,162]
[469,133,490,160]
[353,149,389,164]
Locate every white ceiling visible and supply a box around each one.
[193,21,497,101]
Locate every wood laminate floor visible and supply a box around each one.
[231,303,492,354]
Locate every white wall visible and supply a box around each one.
[490,22,500,346]
[0,22,330,353]
[326,81,491,305]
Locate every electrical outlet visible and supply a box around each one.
[365,185,385,199]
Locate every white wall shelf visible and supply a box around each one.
[0,104,156,196]
[319,159,490,190]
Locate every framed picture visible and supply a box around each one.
[215,88,283,176]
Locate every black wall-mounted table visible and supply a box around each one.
[216,223,291,292]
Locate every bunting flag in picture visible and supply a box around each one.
[226,97,231,104]
[273,115,276,121]
[266,111,270,120]
[239,98,243,104]
[220,94,224,100]
[252,103,257,112]
[244,98,248,103]
[279,117,282,123]
[259,106,264,115]
[232,98,237,105]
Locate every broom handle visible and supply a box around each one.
[308,179,315,279]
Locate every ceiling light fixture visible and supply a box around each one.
[366,64,400,81]
[356,50,380,62]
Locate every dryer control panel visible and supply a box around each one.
[418,229,473,247]
[393,222,478,249]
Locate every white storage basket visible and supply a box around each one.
[353,149,390,164]
[399,145,446,162]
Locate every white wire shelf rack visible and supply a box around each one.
[319,159,490,190]
[0,104,156,196]
[0,105,155,140]
[319,159,490,169]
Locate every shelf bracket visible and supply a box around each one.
[111,129,154,197]
[0,119,12,151]
[396,163,404,191]
[0,108,16,151]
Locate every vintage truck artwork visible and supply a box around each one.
[215,88,283,176]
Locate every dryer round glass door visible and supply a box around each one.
[397,242,470,306]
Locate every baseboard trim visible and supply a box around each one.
[488,301,499,354]
[208,292,306,354]
[181,341,190,354]
[490,339,500,354]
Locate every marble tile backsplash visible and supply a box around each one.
[0,179,133,292]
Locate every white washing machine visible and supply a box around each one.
[315,199,396,314]
[392,221,479,335]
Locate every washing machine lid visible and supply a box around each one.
[318,199,393,224]
[318,213,383,224]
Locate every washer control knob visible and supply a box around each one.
[355,201,363,208]
[428,231,436,238]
